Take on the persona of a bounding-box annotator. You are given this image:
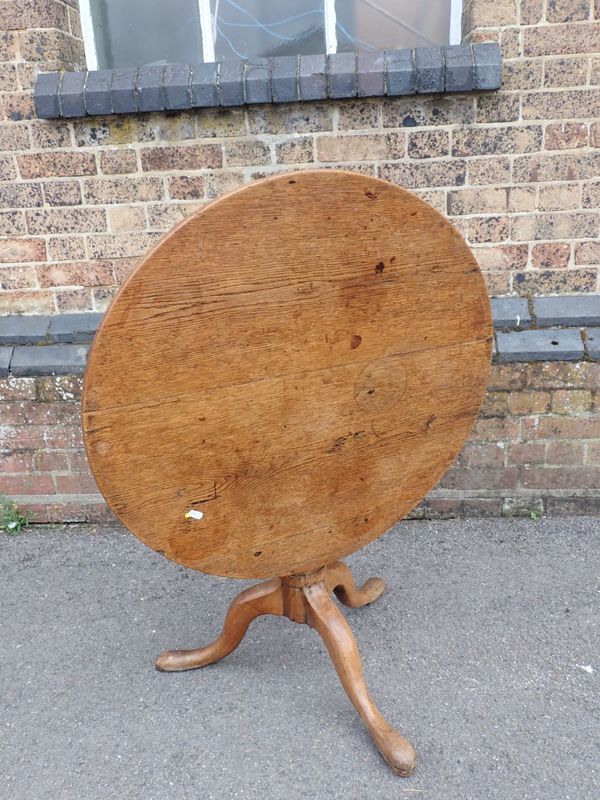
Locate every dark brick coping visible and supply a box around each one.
[34,43,501,119]
[1,294,599,377]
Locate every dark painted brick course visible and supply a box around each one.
[110,68,138,114]
[0,346,12,376]
[386,49,415,96]
[491,297,531,329]
[245,58,271,104]
[33,44,502,119]
[136,65,165,113]
[299,54,327,101]
[59,70,85,118]
[473,42,502,90]
[191,63,218,107]
[584,329,600,360]
[357,51,384,98]
[84,70,113,115]
[415,47,445,93]
[445,44,474,92]
[219,60,245,106]
[497,329,584,362]
[0,315,50,345]
[33,71,61,119]
[49,313,104,343]
[328,52,357,99]
[271,56,298,103]
[534,295,600,327]
[163,64,191,110]
[10,344,89,377]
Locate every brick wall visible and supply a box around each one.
[0,0,599,310]
[3,362,600,522]
[1,0,600,521]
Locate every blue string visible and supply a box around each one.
[220,0,303,41]
[215,21,248,58]
[335,21,377,51]
[218,6,324,29]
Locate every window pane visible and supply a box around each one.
[211,0,326,59]
[90,0,202,69]
[335,0,452,52]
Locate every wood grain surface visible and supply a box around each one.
[82,170,492,579]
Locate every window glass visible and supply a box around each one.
[86,1,457,69]
[211,0,326,60]
[335,0,452,52]
[90,0,202,69]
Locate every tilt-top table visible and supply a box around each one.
[82,169,492,776]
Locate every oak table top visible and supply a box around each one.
[83,169,492,580]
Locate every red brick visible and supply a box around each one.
[467,216,509,244]
[522,415,600,440]
[471,417,521,441]
[42,180,82,207]
[439,466,518,490]
[546,0,590,23]
[99,148,138,174]
[545,122,587,150]
[538,184,581,211]
[55,288,93,312]
[543,57,589,88]
[0,377,36,400]
[507,442,545,464]
[35,376,83,401]
[0,474,54,494]
[452,125,541,156]
[574,241,600,264]
[379,160,466,188]
[33,451,70,472]
[0,450,34,473]
[317,133,404,162]
[512,268,597,295]
[448,188,508,215]
[524,22,600,56]
[524,89,600,120]
[167,176,205,200]
[0,182,43,209]
[520,0,543,24]
[55,473,99,494]
[29,120,72,149]
[140,144,222,171]
[0,237,45,262]
[26,207,106,234]
[83,177,163,204]
[520,466,600,490]
[551,389,592,414]
[511,212,599,241]
[472,244,528,271]
[274,137,314,164]
[0,264,37,289]
[18,151,96,178]
[0,0,69,30]
[513,152,600,183]
[47,235,86,262]
[531,242,570,268]
[546,441,585,465]
[508,390,550,414]
[36,261,113,287]
[461,442,506,467]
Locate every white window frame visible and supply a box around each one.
[81,0,463,70]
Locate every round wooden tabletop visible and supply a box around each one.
[83,170,492,579]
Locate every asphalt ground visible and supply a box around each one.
[1,516,598,800]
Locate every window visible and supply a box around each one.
[80,0,463,71]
